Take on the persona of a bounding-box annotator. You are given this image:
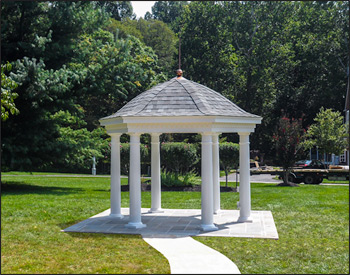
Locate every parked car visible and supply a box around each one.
[294,160,326,169]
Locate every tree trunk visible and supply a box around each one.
[278,168,299,187]
[225,170,228,187]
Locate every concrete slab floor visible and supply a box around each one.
[63,208,279,239]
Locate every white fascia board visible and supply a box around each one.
[99,115,261,134]
[123,115,262,125]
[212,124,257,133]
[99,117,124,126]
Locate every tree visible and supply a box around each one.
[179,1,348,161]
[1,1,108,69]
[96,1,134,21]
[273,117,306,186]
[219,142,239,187]
[1,57,83,171]
[1,1,50,62]
[70,29,166,129]
[303,108,348,166]
[105,18,178,76]
[150,1,189,32]
[1,62,19,121]
[138,19,177,75]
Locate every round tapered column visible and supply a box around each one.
[126,133,146,229]
[110,134,123,218]
[201,133,218,231]
[212,133,221,214]
[149,133,163,213]
[237,132,252,222]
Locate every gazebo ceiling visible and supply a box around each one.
[100,76,262,134]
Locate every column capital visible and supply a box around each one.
[151,133,161,144]
[201,133,213,144]
[128,132,141,137]
[212,133,220,144]
[110,133,122,138]
[238,132,250,136]
[201,132,214,136]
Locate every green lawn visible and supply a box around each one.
[1,174,349,274]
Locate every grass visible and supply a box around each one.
[1,173,349,274]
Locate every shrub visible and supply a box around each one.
[161,169,200,187]
[219,142,239,187]
[160,142,199,174]
[120,143,150,175]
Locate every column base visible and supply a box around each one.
[237,216,253,223]
[125,222,147,229]
[109,213,124,219]
[148,208,164,213]
[214,209,221,215]
[200,224,218,232]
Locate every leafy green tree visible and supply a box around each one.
[150,1,189,32]
[273,117,306,186]
[180,1,348,161]
[96,1,135,21]
[105,18,178,75]
[1,57,83,171]
[105,18,144,41]
[1,1,108,68]
[303,108,348,166]
[138,19,177,75]
[1,62,19,121]
[70,29,166,129]
[48,111,110,173]
[219,142,239,187]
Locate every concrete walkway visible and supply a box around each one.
[143,236,241,274]
[63,208,278,274]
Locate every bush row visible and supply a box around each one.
[99,141,239,176]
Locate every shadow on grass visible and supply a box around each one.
[58,220,143,240]
[1,181,84,196]
[64,231,143,239]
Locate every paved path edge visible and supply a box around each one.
[143,236,241,274]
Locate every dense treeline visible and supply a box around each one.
[1,1,348,172]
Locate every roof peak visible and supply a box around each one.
[101,77,261,119]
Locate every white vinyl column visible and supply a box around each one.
[149,133,163,213]
[212,133,221,214]
[237,132,252,222]
[201,133,218,231]
[126,133,146,229]
[110,133,123,218]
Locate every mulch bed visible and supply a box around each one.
[121,183,238,192]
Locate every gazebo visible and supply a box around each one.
[99,72,262,231]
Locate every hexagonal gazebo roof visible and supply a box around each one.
[100,76,262,133]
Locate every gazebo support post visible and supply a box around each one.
[237,132,252,222]
[149,133,163,213]
[212,133,221,214]
[126,133,146,229]
[110,133,123,218]
[201,133,218,231]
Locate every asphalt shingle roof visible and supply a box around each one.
[102,77,260,119]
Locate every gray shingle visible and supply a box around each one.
[101,77,260,119]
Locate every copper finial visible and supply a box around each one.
[176,69,183,78]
